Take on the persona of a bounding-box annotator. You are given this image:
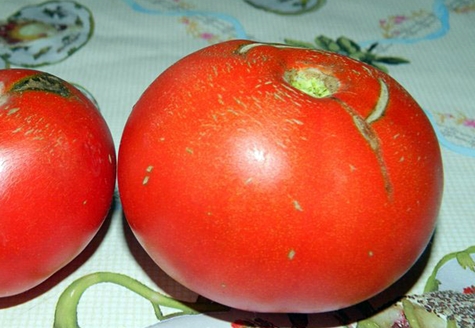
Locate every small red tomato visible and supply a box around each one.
[0,69,116,297]
[118,40,443,313]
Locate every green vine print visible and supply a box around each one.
[284,35,410,72]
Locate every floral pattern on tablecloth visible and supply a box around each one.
[122,0,248,43]
[0,0,94,67]
[122,0,475,156]
[430,110,475,157]
[369,0,475,156]
[1,1,474,327]
[243,0,327,15]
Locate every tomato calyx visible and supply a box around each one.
[284,68,339,98]
[283,59,393,197]
[234,41,392,194]
[9,72,72,98]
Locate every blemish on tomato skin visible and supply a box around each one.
[7,107,20,116]
[288,249,296,260]
[227,108,240,116]
[285,118,304,125]
[24,128,35,135]
[217,94,225,105]
[10,73,72,98]
[293,200,303,211]
[0,82,8,107]
[142,165,154,185]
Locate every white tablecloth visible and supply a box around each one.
[1,1,474,327]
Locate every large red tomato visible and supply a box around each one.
[0,69,116,297]
[118,40,443,313]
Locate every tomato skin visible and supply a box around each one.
[0,69,116,297]
[118,40,443,313]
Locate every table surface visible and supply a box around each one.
[1,1,474,327]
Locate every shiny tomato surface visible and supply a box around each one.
[0,69,116,297]
[118,40,443,313]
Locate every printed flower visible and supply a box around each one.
[463,285,475,294]
[0,1,93,67]
[435,111,475,130]
[463,119,475,128]
[179,15,237,44]
[243,0,326,15]
[393,15,407,24]
[379,9,430,39]
[451,3,475,13]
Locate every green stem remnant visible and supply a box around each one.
[53,272,229,328]
[284,68,339,98]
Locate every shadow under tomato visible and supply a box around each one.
[0,199,116,309]
[306,230,435,327]
[121,217,435,328]
[190,230,436,328]
[121,211,199,302]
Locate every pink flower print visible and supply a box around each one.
[463,119,475,128]
[200,32,214,41]
[393,15,407,24]
[463,285,475,294]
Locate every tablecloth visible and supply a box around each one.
[0,0,474,327]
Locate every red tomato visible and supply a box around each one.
[118,40,443,313]
[0,69,116,297]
